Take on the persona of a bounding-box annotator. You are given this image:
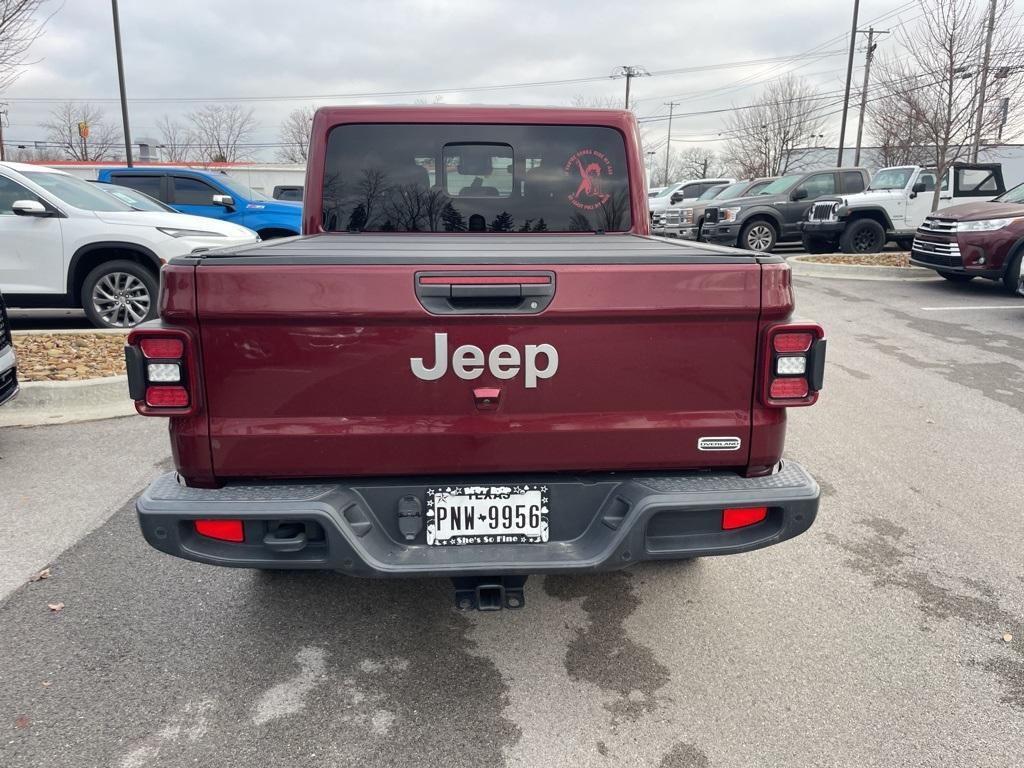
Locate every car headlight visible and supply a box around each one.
[955,217,1021,232]
[680,208,694,224]
[721,206,743,222]
[156,227,226,238]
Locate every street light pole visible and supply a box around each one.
[111,0,133,167]
[663,102,678,187]
[971,0,997,162]
[837,0,861,167]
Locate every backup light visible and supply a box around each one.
[776,356,807,376]
[146,363,181,383]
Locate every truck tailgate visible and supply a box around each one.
[192,235,763,479]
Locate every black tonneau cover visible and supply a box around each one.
[177,233,781,266]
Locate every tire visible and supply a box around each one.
[896,238,914,251]
[801,236,835,254]
[80,260,159,329]
[938,272,975,283]
[1001,248,1024,295]
[840,218,886,254]
[739,220,777,252]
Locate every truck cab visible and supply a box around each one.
[97,167,303,240]
[801,163,1005,254]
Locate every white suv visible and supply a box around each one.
[0,162,259,328]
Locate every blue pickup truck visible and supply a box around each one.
[97,167,302,239]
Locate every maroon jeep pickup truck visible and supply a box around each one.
[126,106,825,610]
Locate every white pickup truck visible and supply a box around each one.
[800,163,1006,254]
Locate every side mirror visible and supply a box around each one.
[212,194,235,208]
[670,193,683,204]
[912,182,927,193]
[791,188,809,201]
[12,199,50,217]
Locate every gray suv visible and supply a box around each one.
[0,291,18,406]
[702,168,870,252]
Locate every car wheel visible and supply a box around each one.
[896,237,914,251]
[740,220,777,252]
[801,236,835,254]
[938,272,975,283]
[840,219,886,254]
[1000,248,1024,296]
[81,260,159,329]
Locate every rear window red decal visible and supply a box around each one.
[564,149,613,210]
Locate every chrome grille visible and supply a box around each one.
[0,295,9,348]
[651,211,666,228]
[811,201,838,221]
[912,237,962,267]
[918,218,957,234]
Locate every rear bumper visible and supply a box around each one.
[136,462,820,576]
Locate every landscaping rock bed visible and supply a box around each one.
[800,252,911,268]
[13,333,128,382]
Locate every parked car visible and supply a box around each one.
[272,184,303,202]
[801,163,1005,254]
[648,177,735,220]
[672,178,776,240]
[90,181,178,212]
[651,182,729,236]
[127,105,825,611]
[97,167,302,240]
[702,168,870,252]
[0,290,17,406]
[910,180,1024,294]
[648,186,665,199]
[0,162,260,328]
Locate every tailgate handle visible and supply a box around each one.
[416,272,555,315]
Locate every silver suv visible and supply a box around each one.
[0,291,18,406]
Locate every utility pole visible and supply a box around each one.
[854,27,888,166]
[0,104,7,162]
[111,0,133,166]
[837,0,861,167]
[663,101,678,186]
[971,0,997,162]
[612,65,649,110]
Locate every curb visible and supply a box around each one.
[0,375,135,428]
[13,328,128,337]
[789,255,937,281]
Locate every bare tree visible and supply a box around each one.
[569,94,624,110]
[721,74,826,178]
[187,104,258,162]
[0,0,54,92]
[677,147,725,179]
[41,102,122,161]
[866,93,933,167]
[276,105,314,163]
[156,114,194,162]
[874,0,1024,210]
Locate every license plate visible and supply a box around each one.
[426,485,549,546]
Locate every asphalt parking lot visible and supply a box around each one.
[1,274,1022,768]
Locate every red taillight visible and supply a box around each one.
[772,332,813,353]
[722,506,768,530]
[763,323,825,407]
[195,519,244,542]
[145,385,189,407]
[769,377,809,399]
[140,338,184,359]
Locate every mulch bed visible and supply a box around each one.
[800,252,912,268]
[13,333,128,382]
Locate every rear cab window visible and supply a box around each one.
[321,124,633,233]
[111,174,164,201]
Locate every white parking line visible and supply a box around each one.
[919,305,1023,311]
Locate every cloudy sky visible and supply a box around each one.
[2,0,929,162]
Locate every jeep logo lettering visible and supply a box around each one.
[411,333,558,388]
